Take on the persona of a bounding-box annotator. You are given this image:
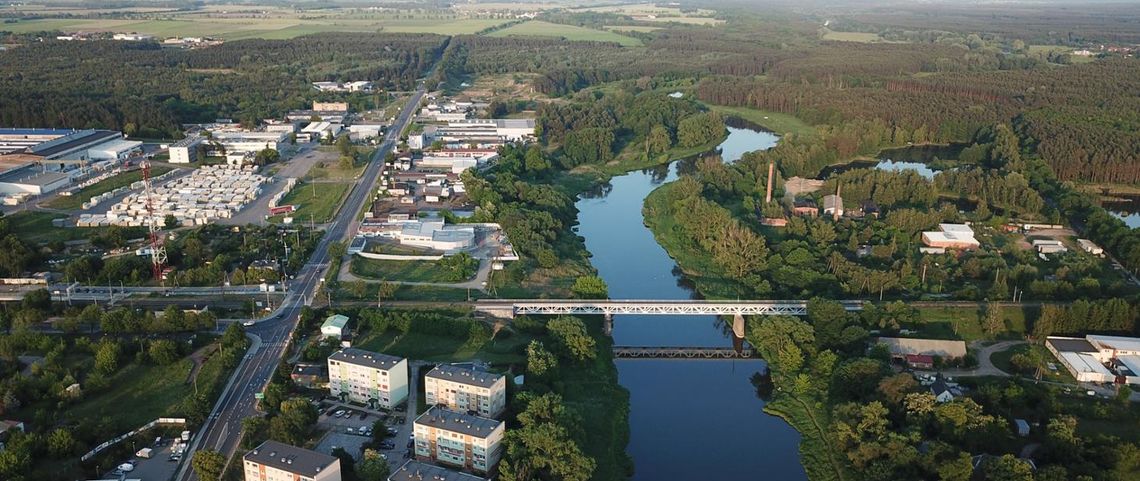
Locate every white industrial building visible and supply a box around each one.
[398,220,476,251]
[210,131,287,154]
[1047,335,1140,384]
[301,122,343,142]
[425,119,536,143]
[1078,239,1104,256]
[921,223,981,250]
[0,128,136,195]
[168,136,204,164]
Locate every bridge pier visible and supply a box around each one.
[732,314,746,339]
[603,313,613,336]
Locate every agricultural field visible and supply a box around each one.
[487,20,643,46]
[568,2,722,25]
[1,13,511,39]
[821,29,886,43]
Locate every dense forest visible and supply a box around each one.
[0,33,446,137]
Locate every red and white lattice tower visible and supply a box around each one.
[141,161,168,285]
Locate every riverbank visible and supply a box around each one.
[642,182,851,481]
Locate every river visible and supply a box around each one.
[574,125,808,480]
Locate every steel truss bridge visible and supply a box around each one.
[612,346,756,359]
[475,299,864,317]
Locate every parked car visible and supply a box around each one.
[359,412,368,420]
[334,410,345,417]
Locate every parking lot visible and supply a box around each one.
[313,402,413,463]
[99,437,182,481]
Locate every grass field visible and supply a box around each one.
[821,30,884,43]
[708,104,815,137]
[3,211,93,243]
[61,351,229,431]
[913,305,1031,342]
[1,16,510,39]
[46,167,172,210]
[350,257,473,283]
[271,181,350,224]
[355,329,533,364]
[603,25,661,32]
[487,20,642,46]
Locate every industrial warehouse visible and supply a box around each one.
[1047,335,1140,384]
[0,128,141,198]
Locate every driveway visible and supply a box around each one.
[941,340,1027,378]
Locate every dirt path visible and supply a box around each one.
[186,344,219,384]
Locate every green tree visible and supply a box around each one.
[677,111,724,147]
[526,341,558,377]
[547,317,596,362]
[357,449,390,481]
[982,454,1033,481]
[191,450,226,481]
[47,428,76,457]
[95,341,121,374]
[936,452,974,481]
[570,275,608,299]
[523,144,549,173]
[646,125,672,156]
[148,339,180,365]
[241,416,269,449]
[498,393,595,481]
[984,301,1004,337]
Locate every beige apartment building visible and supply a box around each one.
[424,364,507,419]
[414,406,505,474]
[328,348,408,409]
[243,440,341,481]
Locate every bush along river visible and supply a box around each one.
[574,123,809,480]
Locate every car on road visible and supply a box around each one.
[380,442,395,450]
[243,320,255,326]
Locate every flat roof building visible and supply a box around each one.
[168,136,204,164]
[243,440,341,481]
[328,348,409,409]
[1046,336,1116,383]
[425,364,507,419]
[388,461,485,481]
[922,223,980,250]
[414,406,505,474]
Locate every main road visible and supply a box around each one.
[173,86,425,481]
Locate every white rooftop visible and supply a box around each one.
[1088,335,1140,353]
[1059,351,1114,377]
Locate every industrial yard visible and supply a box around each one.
[78,165,267,227]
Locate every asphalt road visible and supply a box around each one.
[172,87,425,481]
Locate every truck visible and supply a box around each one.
[136,448,153,459]
[181,430,191,442]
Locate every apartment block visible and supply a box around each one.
[243,440,341,481]
[328,348,408,409]
[424,364,507,419]
[414,406,505,474]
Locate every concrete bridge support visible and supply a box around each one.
[732,314,746,339]
[604,313,613,336]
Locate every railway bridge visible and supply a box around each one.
[475,299,864,335]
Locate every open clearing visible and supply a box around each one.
[821,30,885,43]
[271,181,350,224]
[708,104,815,138]
[487,20,643,46]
